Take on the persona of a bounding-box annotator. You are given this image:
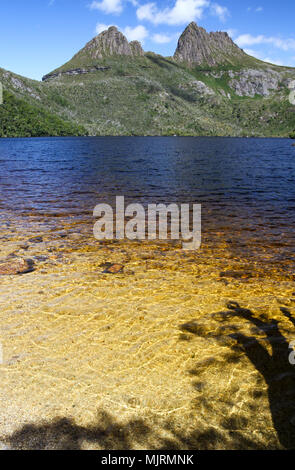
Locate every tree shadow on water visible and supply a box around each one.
[181,301,295,449]
[3,409,229,450]
[228,303,295,449]
[4,409,254,450]
[4,303,295,450]
[3,410,151,450]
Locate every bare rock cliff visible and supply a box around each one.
[84,26,144,59]
[174,22,246,67]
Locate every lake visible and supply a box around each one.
[0,136,294,265]
[1,136,295,449]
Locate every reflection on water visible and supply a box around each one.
[1,137,295,449]
[0,136,294,267]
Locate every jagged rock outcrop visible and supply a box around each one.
[42,65,110,82]
[130,41,144,57]
[174,22,246,67]
[2,71,41,99]
[83,26,144,59]
[179,80,215,96]
[228,68,281,97]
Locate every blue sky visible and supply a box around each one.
[0,0,295,80]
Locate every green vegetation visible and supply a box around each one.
[290,130,295,139]
[0,90,87,138]
[1,48,295,138]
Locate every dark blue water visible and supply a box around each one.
[0,136,294,253]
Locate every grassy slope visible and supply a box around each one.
[44,53,295,137]
[1,50,295,137]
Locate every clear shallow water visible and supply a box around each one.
[1,137,295,450]
[0,136,294,261]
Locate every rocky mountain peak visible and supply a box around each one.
[174,22,246,67]
[83,26,144,59]
[185,22,205,33]
[129,40,144,56]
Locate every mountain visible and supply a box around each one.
[174,22,247,67]
[1,23,295,138]
[42,26,144,81]
[82,26,144,59]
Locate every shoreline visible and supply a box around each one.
[0,135,294,140]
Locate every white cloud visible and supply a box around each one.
[268,37,295,51]
[136,3,154,22]
[262,57,284,66]
[152,33,176,44]
[244,48,286,67]
[123,25,149,42]
[95,23,148,43]
[247,6,263,12]
[210,3,230,22]
[89,0,230,26]
[235,34,265,47]
[137,3,156,23]
[244,48,261,57]
[235,33,295,51]
[95,23,114,34]
[136,0,210,26]
[226,28,237,38]
[89,0,123,14]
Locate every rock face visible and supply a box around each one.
[42,65,110,82]
[179,80,215,96]
[83,26,144,59]
[228,68,281,97]
[130,41,145,57]
[174,22,246,67]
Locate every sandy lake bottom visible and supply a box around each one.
[0,213,295,450]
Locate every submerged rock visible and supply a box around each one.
[220,270,253,280]
[0,258,35,275]
[101,263,124,274]
[28,236,43,243]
